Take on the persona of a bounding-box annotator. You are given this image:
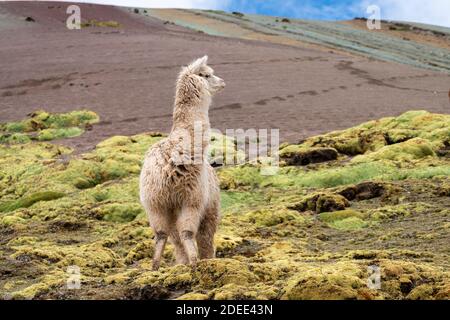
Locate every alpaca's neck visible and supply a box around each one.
[170,73,213,160]
[172,94,211,132]
[171,93,212,158]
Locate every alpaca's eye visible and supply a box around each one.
[204,74,210,78]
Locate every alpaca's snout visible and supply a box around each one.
[211,75,225,93]
[217,77,226,89]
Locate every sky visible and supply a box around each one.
[24,0,450,27]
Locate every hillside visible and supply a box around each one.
[0,2,449,151]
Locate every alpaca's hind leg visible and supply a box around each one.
[152,231,167,271]
[197,207,219,259]
[148,211,170,271]
[170,231,189,265]
[176,207,201,266]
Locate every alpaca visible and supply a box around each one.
[139,56,225,270]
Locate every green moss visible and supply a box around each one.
[94,203,144,223]
[0,133,31,144]
[2,110,99,133]
[289,110,449,156]
[331,217,368,230]
[282,262,368,300]
[353,138,435,162]
[1,215,26,226]
[4,121,28,133]
[320,209,367,223]
[407,284,434,300]
[244,208,305,227]
[219,160,450,190]
[209,132,245,165]
[1,110,99,143]
[194,259,258,288]
[320,210,368,230]
[220,190,264,211]
[125,240,154,264]
[368,202,436,220]
[10,272,65,299]
[0,191,65,213]
[38,127,84,141]
[218,165,264,189]
[176,292,209,300]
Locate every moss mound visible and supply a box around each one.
[282,110,449,157]
[0,191,65,213]
[0,110,99,143]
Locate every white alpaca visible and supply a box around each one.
[139,56,225,270]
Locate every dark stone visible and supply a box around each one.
[216,239,263,258]
[282,147,338,166]
[289,193,349,213]
[338,181,386,201]
[126,285,170,300]
[49,220,87,232]
[25,16,35,22]
[400,279,414,294]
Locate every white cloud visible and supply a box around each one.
[357,0,450,27]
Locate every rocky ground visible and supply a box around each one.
[0,109,448,300]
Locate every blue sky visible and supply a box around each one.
[217,0,363,21]
[41,0,450,27]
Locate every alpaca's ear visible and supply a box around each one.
[198,55,208,65]
[188,55,208,73]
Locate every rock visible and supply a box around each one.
[280,146,338,165]
[25,17,35,22]
[399,277,414,294]
[436,141,450,157]
[338,181,387,201]
[289,192,350,213]
[127,285,170,300]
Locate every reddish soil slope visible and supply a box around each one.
[0,2,449,152]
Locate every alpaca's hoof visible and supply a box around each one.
[152,260,160,271]
[188,256,198,268]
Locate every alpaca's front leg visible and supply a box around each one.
[176,206,201,266]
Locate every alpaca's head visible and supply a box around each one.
[178,56,225,97]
